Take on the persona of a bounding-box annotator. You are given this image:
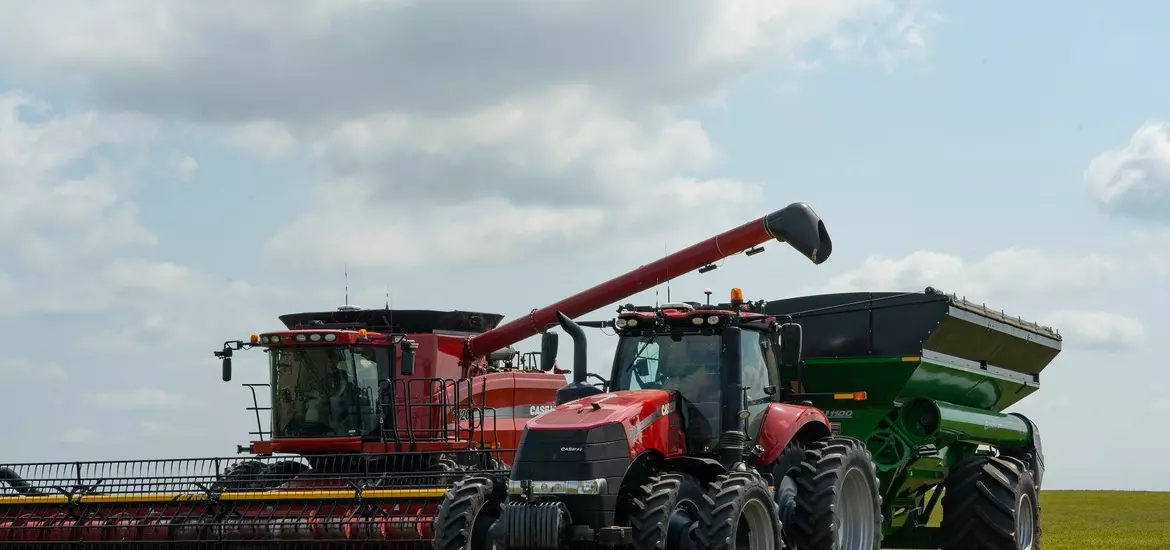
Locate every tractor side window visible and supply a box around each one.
[626,342,661,390]
[740,330,771,414]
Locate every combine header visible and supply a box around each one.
[0,202,832,548]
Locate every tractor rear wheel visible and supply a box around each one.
[940,455,1041,550]
[787,436,883,550]
[695,470,782,550]
[433,475,504,550]
[628,472,704,550]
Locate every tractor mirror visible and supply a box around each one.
[540,331,559,371]
[400,341,416,376]
[219,347,233,382]
[779,323,803,367]
[634,358,650,378]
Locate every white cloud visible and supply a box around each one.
[1037,309,1146,351]
[83,388,191,411]
[59,427,98,445]
[0,1,937,124]
[1085,121,1170,223]
[815,248,1117,299]
[0,358,67,381]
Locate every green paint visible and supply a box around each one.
[781,354,1044,546]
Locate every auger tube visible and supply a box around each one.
[465,202,832,359]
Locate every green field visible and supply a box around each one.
[896,490,1170,549]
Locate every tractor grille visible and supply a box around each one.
[510,423,630,528]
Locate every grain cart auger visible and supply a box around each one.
[434,203,888,550]
[761,288,1060,550]
[0,202,832,548]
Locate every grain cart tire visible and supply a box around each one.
[788,436,883,550]
[940,455,1041,550]
[695,470,782,550]
[628,472,705,550]
[434,475,504,550]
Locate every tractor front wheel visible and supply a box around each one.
[787,436,883,550]
[940,455,1041,550]
[628,472,704,550]
[433,475,504,550]
[695,470,782,550]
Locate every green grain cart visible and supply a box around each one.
[764,287,1057,549]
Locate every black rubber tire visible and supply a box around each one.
[213,460,266,491]
[788,436,883,550]
[433,475,503,550]
[254,460,310,489]
[627,472,705,550]
[940,455,1041,550]
[771,439,807,546]
[695,470,783,550]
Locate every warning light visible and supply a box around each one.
[358,329,368,338]
[249,334,259,343]
[730,287,744,301]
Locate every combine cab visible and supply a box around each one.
[0,202,835,547]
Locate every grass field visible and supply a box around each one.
[896,490,1170,549]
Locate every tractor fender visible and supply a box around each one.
[754,403,832,466]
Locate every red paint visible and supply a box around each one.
[466,214,779,358]
[753,403,832,466]
[526,390,687,459]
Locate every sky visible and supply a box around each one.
[0,0,1168,491]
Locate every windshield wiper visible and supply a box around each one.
[624,332,661,374]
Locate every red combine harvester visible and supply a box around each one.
[0,202,831,548]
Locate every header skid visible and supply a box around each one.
[465,202,832,358]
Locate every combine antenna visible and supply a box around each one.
[385,284,390,309]
[344,262,349,305]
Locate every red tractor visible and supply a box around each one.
[434,215,885,550]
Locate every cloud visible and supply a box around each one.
[0,0,936,125]
[1037,309,1146,351]
[59,428,98,445]
[83,388,191,411]
[1085,121,1170,223]
[0,358,68,381]
[814,248,1118,300]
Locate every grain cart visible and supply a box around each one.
[762,288,1058,550]
[0,202,830,548]
[434,206,890,550]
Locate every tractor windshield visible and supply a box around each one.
[269,346,380,438]
[613,333,722,429]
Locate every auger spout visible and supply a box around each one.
[465,202,831,360]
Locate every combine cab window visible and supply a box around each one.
[270,346,379,438]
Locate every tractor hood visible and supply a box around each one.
[526,390,674,432]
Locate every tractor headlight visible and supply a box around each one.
[507,478,608,496]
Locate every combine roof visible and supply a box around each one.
[278,308,505,335]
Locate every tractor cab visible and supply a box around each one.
[602,289,790,453]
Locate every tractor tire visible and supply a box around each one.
[770,439,807,547]
[433,475,504,550]
[255,460,310,489]
[695,470,783,550]
[213,460,266,491]
[787,436,883,550]
[627,472,705,550]
[940,455,1041,550]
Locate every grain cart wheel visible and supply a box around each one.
[628,472,705,550]
[695,470,782,550]
[788,436,883,550]
[433,475,504,550]
[940,456,1041,550]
